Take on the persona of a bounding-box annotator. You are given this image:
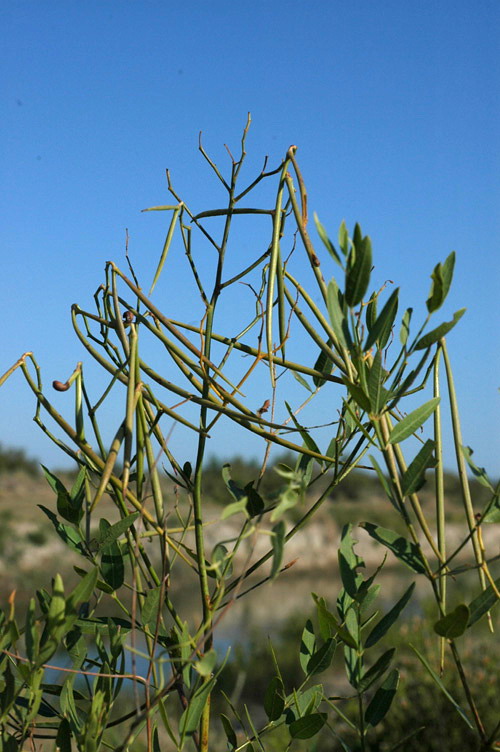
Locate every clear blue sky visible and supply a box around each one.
[1,0,499,476]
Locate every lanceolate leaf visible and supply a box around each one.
[399,307,413,346]
[365,669,399,727]
[401,440,437,497]
[414,308,465,350]
[220,714,237,747]
[365,288,399,352]
[360,523,426,574]
[357,648,395,693]
[99,519,124,591]
[289,713,327,739]
[368,350,388,415]
[300,619,316,674]
[388,397,440,444]
[410,644,473,729]
[343,379,371,414]
[312,346,334,387]
[346,235,372,307]
[97,513,139,549]
[264,676,285,721]
[327,279,350,349]
[179,677,216,736]
[365,583,415,648]
[270,521,286,580]
[314,213,343,267]
[307,638,336,675]
[467,579,500,627]
[426,252,456,313]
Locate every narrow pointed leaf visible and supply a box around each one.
[327,279,350,349]
[399,307,413,346]
[358,648,395,693]
[270,521,286,580]
[365,288,399,351]
[307,637,336,675]
[97,513,139,549]
[179,677,216,736]
[343,379,371,414]
[264,676,285,721]
[312,346,334,387]
[365,669,399,727]
[361,523,426,574]
[314,213,343,267]
[289,713,327,739]
[467,578,500,626]
[401,440,437,496]
[346,235,372,307]
[300,619,316,674]
[410,644,473,729]
[292,370,313,392]
[388,397,440,443]
[368,350,388,414]
[220,714,237,747]
[365,583,415,648]
[415,308,465,350]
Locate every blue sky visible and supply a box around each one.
[1,0,499,475]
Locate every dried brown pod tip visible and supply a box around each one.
[257,399,271,417]
[52,380,70,392]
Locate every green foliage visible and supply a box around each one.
[1,123,498,751]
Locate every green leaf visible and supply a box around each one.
[312,593,358,648]
[365,583,415,648]
[179,677,216,736]
[220,713,237,747]
[366,292,377,333]
[368,350,388,415]
[461,446,494,491]
[141,586,162,631]
[307,638,336,675]
[365,669,399,727]
[426,252,455,313]
[292,370,313,393]
[300,619,316,674]
[467,578,500,627]
[388,397,440,444]
[345,234,372,307]
[194,648,217,677]
[338,220,349,255]
[410,644,473,729]
[343,380,371,414]
[415,308,465,350]
[42,466,83,524]
[434,604,470,638]
[270,521,286,580]
[221,464,246,502]
[327,279,350,349]
[401,440,437,496]
[99,520,124,591]
[289,712,327,739]
[369,454,398,511]
[360,523,426,574]
[97,513,139,549]
[358,648,395,693]
[66,567,99,612]
[365,288,399,351]
[221,498,249,520]
[38,505,86,555]
[284,401,321,455]
[264,676,285,721]
[399,307,413,346]
[338,524,365,597]
[312,346,334,388]
[211,543,233,579]
[314,213,343,267]
[25,598,38,663]
[55,718,73,752]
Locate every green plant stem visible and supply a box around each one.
[441,339,491,626]
[434,346,447,671]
